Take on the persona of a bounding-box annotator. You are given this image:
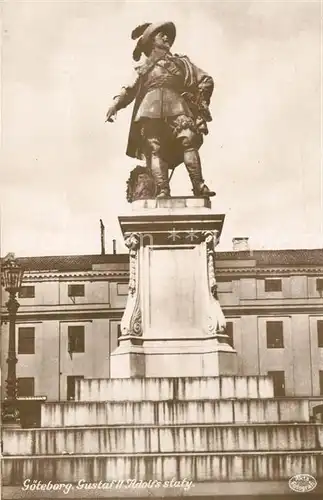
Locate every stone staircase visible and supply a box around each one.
[2,376,323,497]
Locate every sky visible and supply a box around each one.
[0,0,322,257]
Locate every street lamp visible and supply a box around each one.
[1,254,24,425]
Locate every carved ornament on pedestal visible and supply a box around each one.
[202,230,227,337]
[120,232,142,336]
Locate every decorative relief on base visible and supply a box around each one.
[120,233,143,336]
[203,230,227,336]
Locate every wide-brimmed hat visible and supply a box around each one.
[131,21,176,61]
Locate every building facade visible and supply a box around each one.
[1,249,323,401]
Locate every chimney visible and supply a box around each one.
[113,239,117,255]
[232,237,250,251]
[100,219,105,255]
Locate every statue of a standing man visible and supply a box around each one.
[106,21,215,198]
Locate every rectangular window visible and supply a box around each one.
[225,321,234,348]
[268,371,285,397]
[266,321,284,348]
[18,327,35,354]
[317,279,323,292]
[68,284,85,297]
[68,325,85,353]
[117,323,122,346]
[117,324,122,338]
[18,377,35,397]
[67,375,84,401]
[216,277,233,283]
[318,320,323,347]
[265,279,282,292]
[18,286,35,299]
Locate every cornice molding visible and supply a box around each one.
[1,303,322,322]
[223,305,323,315]
[215,267,323,276]
[20,266,323,282]
[1,309,124,322]
[22,271,130,282]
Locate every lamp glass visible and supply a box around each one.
[2,259,24,293]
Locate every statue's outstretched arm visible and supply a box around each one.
[105,73,139,123]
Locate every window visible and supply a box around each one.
[265,279,282,292]
[225,321,234,348]
[17,377,35,397]
[318,320,323,347]
[216,277,233,283]
[67,375,84,401]
[268,371,285,397]
[117,324,122,338]
[266,321,284,348]
[18,286,35,299]
[68,325,85,353]
[18,327,35,354]
[317,279,323,292]
[68,284,85,297]
[117,324,122,346]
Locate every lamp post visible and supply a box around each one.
[1,255,24,425]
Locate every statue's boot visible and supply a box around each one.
[156,190,169,198]
[150,154,170,198]
[184,148,216,197]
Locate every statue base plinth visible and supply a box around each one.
[111,337,238,378]
[110,197,238,379]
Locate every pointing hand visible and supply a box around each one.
[105,106,117,123]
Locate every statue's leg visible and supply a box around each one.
[170,115,215,197]
[180,130,215,197]
[144,135,170,198]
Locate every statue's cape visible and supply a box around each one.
[125,54,208,169]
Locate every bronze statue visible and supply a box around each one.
[106,21,215,199]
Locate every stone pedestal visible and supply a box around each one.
[110,197,238,378]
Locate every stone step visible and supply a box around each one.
[3,424,322,456]
[75,376,273,402]
[41,399,311,427]
[2,451,322,485]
